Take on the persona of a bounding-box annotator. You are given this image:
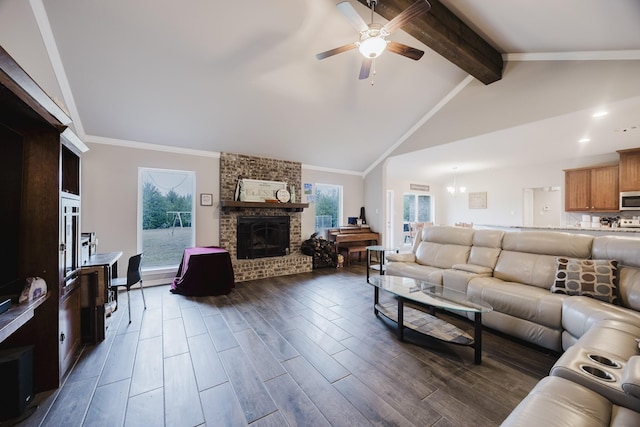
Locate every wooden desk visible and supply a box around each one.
[82,251,122,308]
[80,251,122,343]
[85,251,123,272]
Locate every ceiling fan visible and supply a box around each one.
[316,0,432,80]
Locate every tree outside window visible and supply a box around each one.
[140,168,195,269]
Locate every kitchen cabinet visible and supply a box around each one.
[564,165,619,212]
[618,148,640,192]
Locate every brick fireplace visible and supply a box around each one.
[219,153,312,281]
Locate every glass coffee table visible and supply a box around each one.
[368,275,492,364]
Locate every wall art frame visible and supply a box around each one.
[200,193,213,206]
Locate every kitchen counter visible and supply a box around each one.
[476,224,640,237]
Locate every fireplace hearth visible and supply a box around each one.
[237,216,290,259]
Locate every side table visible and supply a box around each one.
[366,245,399,283]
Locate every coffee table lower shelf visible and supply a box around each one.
[375,300,483,364]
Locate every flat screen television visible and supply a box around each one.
[0,123,24,298]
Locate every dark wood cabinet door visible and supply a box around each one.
[59,284,81,377]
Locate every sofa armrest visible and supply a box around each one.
[386,252,416,263]
[622,356,640,400]
[442,268,490,294]
[451,263,493,275]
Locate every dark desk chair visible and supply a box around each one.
[110,253,146,323]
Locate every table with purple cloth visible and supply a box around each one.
[170,247,235,296]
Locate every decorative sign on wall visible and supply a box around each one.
[238,179,287,202]
[469,192,487,209]
[410,183,430,192]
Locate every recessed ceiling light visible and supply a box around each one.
[592,111,608,118]
[578,138,590,143]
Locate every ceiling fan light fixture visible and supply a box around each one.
[359,36,387,58]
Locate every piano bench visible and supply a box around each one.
[338,245,368,267]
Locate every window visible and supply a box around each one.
[139,168,195,269]
[315,183,343,235]
[403,193,432,224]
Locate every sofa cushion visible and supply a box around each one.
[415,242,471,268]
[385,252,416,263]
[452,263,493,275]
[420,225,474,246]
[467,277,565,329]
[385,264,446,284]
[619,267,640,311]
[551,258,619,304]
[593,236,640,269]
[561,297,640,343]
[493,231,594,289]
[468,229,504,269]
[405,225,473,269]
[493,251,559,289]
[500,376,617,427]
[501,231,593,258]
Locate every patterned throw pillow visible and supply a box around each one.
[551,257,618,304]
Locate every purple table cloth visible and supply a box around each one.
[170,247,235,296]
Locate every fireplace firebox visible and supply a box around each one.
[237,216,290,259]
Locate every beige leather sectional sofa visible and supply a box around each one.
[385,226,640,426]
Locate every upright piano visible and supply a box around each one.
[328,226,380,266]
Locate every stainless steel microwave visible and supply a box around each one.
[620,191,640,211]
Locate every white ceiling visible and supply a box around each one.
[35,0,640,180]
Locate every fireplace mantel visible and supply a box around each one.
[220,200,309,213]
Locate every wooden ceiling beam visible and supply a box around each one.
[357,0,503,84]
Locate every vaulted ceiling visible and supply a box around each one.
[6,0,640,180]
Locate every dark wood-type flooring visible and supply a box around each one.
[17,266,558,426]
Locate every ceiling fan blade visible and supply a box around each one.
[359,58,372,80]
[387,41,425,60]
[382,0,431,34]
[316,43,358,60]
[336,1,369,33]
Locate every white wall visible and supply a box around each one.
[381,151,624,241]
[0,0,65,107]
[531,187,562,227]
[433,153,619,228]
[81,147,364,277]
[81,143,220,277]
[301,167,364,240]
[363,162,386,243]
